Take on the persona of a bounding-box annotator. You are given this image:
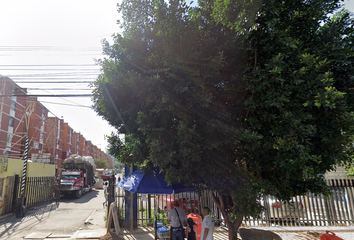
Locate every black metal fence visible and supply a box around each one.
[13,176,57,210]
[117,191,221,227]
[24,177,57,209]
[116,178,354,228]
[116,186,126,227]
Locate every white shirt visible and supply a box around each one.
[167,207,187,228]
[201,215,214,240]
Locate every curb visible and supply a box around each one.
[271,229,354,233]
[0,213,14,221]
[84,210,97,225]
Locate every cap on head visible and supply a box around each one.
[173,200,180,206]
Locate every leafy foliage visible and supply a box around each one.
[94,158,109,169]
[93,0,354,237]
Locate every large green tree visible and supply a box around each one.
[93,0,354,238]
[94,158,109,169]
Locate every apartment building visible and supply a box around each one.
[79,133,85,156]
[0,76,114,168]
[85,140,93,157]
[62,122,73,160]
[0,77,27,160]
[26,97,49,163]
[46,117,64,167]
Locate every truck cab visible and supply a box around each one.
[60,170,84,198]
[60,155,95,198]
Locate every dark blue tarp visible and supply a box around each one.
[117,169,194,194]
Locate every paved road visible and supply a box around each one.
[0,189,106,240]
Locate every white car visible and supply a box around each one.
[262,196,306,221]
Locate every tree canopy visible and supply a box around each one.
[94,158,109,169]
[93,0,354,238]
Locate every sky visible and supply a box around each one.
[0,0,122,152]
[0,0,353,152]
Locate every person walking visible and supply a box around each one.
[103,181,109,206]
[201,207,214,240]
[167,200,187,240]
[186,218,197,240]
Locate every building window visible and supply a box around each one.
[56,149,59,155]
[9,117,14,127]
[39,143,43,151]
[12,86,17,94]
[10,100,16,111]
[7,133,11,142]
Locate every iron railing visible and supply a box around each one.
[115,178,354,228]
[14,176,57,210]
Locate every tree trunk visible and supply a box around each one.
[209,191,243,240]
[227,217,243,240]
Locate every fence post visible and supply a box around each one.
[13,175,20,216]
[125,164,138,231]
[106,175,115,228]
[148,194,151,220]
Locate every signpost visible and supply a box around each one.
[107,202,120,236]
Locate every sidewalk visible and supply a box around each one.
[114,227,229,240]
[17,206,354,240]
[102,226,354,240]
[240,226,354,240]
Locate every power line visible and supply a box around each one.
[0,64,98,67]
[0,69,100,71]
[40,101,92,108]
[27,88,91,90]
[0,94,93,97]
[8,72,99,77]
[14,81,94,84]
[40,89,90,108]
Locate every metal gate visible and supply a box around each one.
[13,176,56,210]
[0,176,15,215]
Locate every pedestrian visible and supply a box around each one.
[186,218,197,240]
[118,176,121,182]
[201,207,214,240]
[167,200,187,240]
[103,181,109,206]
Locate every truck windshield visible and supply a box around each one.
[62,175,80,179]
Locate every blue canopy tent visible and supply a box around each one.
[117,168,195,194]
[117,168,195,240]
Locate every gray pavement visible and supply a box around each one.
[0,189,106,240]
[250,226,354,240]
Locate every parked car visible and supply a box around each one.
[262,196,306,221]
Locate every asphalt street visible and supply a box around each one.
[0,189,106,240]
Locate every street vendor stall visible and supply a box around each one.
[117,168,195,240]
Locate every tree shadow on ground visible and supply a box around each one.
[0,202,59,239]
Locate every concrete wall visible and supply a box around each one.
[27,161,55,177]
[0,158,55,178]
[0,158,55,215]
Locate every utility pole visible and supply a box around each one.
[17,104,33,218]
[0,75,6,141]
